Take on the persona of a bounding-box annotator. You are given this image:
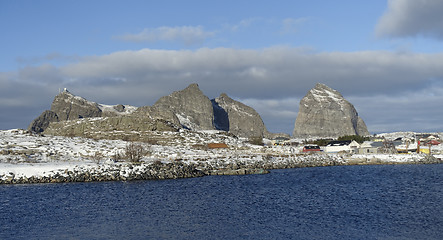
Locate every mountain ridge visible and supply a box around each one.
[29,84,285,139]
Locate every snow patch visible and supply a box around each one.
[98,104,138,115]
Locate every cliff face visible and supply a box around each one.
[43,115,179,139]
[293,83,370,138]
[28,110,59,133]
[212,93,268,138]
[153,83,215,131]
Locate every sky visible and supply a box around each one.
[1,0,443,135]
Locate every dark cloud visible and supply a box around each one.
[1,47,443,134]
[376,0,443,39]
[349,87,443,133]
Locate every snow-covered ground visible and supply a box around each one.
[376,131,443,141]
[1,129,441,183]
[0,128,254,181]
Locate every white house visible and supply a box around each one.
[358,141,380,154]
[324,140,360,153]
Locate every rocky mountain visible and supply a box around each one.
[293,83,370,138]
[50,90,103,121]
[29,90,100,132]
[29,84,282,140]
[212,93,269,138]
[153,83,215,131]
[28,89,158,133]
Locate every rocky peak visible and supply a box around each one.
[153,83,215,130]
[213,93,269,138]
[28,90,103,133]
[186,83,200,91]
[309,83,344,102]
[50,89,102,121]
[29,89,140,133]
[293,83,369,138]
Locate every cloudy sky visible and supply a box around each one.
[1,0,443,134]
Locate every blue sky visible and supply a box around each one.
[1,0,443,134]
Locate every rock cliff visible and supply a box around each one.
[29,89,104,133]
[153,83,215,130]
[293,83,369,138]
[50,90,102,121]
[43,114,179,139]
[28,110,59,133]
[212,93,269,138]
[29,89,147,133]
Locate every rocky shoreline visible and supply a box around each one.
[1,154,441,184]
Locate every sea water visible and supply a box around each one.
[1,164,442,239]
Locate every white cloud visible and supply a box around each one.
[281,17,308,34]
[2,47,443,133]
[376,0,443,39]
[349,87,443,133]
[115,26,215,46]
[238,97,299,134]
[226,18,260,32]
[16,52,80,65]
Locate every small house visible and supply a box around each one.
[324,140,353,153]
[302,145,321,153]
[349,140,360,152]
[358,141,380,154]
[271,137,291,146]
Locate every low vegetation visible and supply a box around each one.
[303,135,370,146]
[337,135,370,144]
[124,142,150,162]
[92,151,104,164]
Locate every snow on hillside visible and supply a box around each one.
[0,129,441,182]
[0,128,252,180]
[98,104,138,115]
[376,131,443,141]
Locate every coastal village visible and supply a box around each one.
[1,83,442,184]
[271,132,443,155]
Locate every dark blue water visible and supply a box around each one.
[1,164,443,240]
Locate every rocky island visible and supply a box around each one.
[1,83,442,184]
[293,83,369,138]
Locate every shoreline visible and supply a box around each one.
[2,129,442,185]
[1,154,441,184]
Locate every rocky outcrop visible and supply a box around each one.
[29,84,281,140]
[28,110,59,133]
[43,115,180,139]
[43,102,184,139]
[0,162,205,184]
[153,83,215,130]
[212,93,269,138]
[293,83,370,138]
[29,89,139,133]
[132,106,181,127]
[51,89,102,121]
